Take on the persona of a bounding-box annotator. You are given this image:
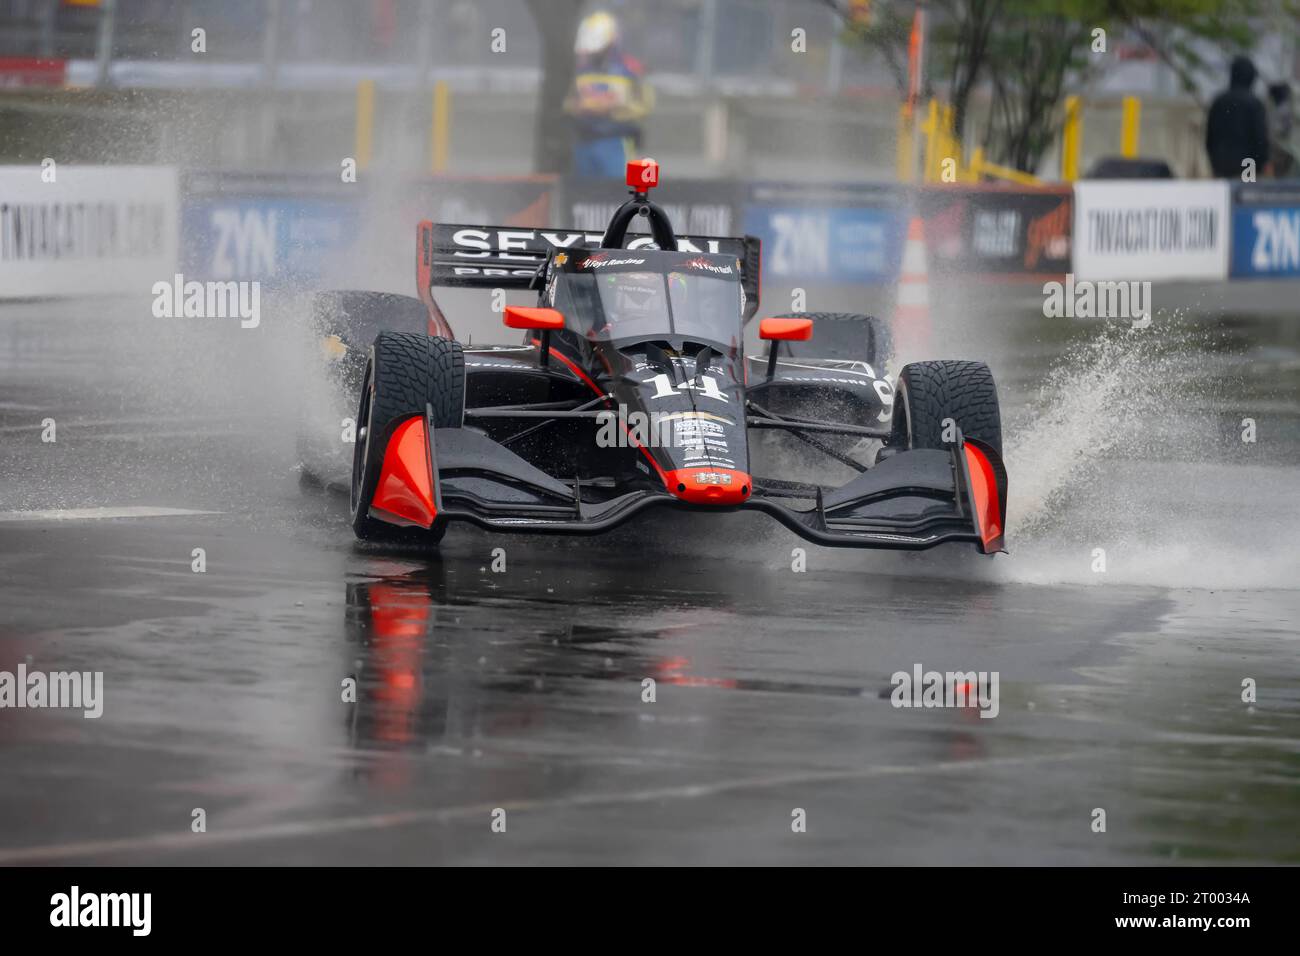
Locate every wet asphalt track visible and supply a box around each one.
[0,291,1297,865]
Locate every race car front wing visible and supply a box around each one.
[369,405,1007,554]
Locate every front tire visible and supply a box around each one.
[887,360,1002,457]
[350,332,465,541]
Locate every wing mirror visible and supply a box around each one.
[759,317,813,341]
[504,306,565,330]
[505,306,565,369]
[759,317,812,380]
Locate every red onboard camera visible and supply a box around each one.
[626,158,659,191]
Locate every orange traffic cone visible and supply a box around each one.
[893,216,932,360]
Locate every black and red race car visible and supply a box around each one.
[300,159,1006,552]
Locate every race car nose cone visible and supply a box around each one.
[665,468,751,506]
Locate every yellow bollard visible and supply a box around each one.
[922,98,939,182]
[938,102,955,181]
[948,105,963,180]
[898,104,915,183]
[355,78,376,171]
[1120,95,1141,158]
[430,80,451,174]
[1062,95,1081,181]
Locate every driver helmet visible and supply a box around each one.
[575,11,619,56]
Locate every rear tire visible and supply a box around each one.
[887,360,1002,457]
[312,291,428,351]
[771,311,893,369]
[350,332,464,541]
[298,291,430,490]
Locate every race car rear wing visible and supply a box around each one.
[416,221,762,321]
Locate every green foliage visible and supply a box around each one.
[835,0,1298,174]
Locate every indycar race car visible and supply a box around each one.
[301,159,1007,553]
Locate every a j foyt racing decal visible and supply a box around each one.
[579,252,647,269]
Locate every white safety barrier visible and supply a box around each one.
[1073,180,1230,281]
[0,166,178,298]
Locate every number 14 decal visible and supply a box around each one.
[648,373,730,403]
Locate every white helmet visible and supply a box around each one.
[575,11,619,56]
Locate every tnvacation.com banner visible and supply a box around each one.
[1073,180,1230,281]
[0,166,178,298]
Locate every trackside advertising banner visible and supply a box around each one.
[181,196,358,281]
[180,172,556,283]
[743,182,906,284]
[0,165,178,298]
[919,185,1072,275]
[562,176,740,238]
[1073,180,1229,281]
[181,171,360,282]
[1230,183,1300,278]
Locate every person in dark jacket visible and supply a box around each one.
[1268,82,1296,177]
[1206,56,1270,178]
